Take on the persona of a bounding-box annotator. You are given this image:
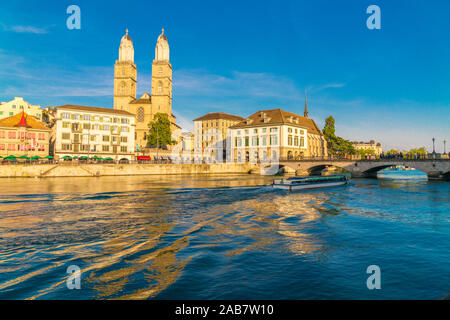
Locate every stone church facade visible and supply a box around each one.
[113,29,180,153]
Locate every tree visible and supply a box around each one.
[322,116,356,156]
[147,113,172,147]
[356,148,375,157]
[385,149,400,154]
[406,147,427,156]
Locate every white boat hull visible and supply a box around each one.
[272,181,347,191]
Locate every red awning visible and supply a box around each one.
[137,156,151,160]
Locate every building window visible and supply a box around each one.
[288,135,293,146]
[120,137,128,143]
[120,146,127,153]
[102,135,110,142]
[102,145,109,152]
[83,123,90,130]
[62,133,70,140]
[245,137,249,147]
[300,137,305,147]
[137,107,145,122]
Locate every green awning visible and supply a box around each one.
[4,156,17,160]
[18,155,29,159]
[62,156,72,159]
[44,156,53,159]
[104,157,113,160]
[31,156,42,160]
[79,156,88,160]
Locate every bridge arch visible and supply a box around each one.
[362,165,392,178]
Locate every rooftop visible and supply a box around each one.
[193,112,244,122]
[230,108,323,135]
[0,111,50,130]
[56,105,134,116]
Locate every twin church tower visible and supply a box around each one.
[113,29,179,149]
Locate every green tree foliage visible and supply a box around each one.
[147,113,172,147]
[406,147,427,156]
[356,148,375,157]
[322,116,356,156]
[385,149,400,154]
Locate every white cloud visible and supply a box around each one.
[1,24,49,34]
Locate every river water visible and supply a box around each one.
[0,175,448,299]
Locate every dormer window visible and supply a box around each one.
[246,119,253,125]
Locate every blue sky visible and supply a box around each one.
[0,0,449,151]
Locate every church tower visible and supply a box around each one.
[114,29,137,111]
[151,29,172,116]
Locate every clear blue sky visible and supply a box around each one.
[0,0,449,151]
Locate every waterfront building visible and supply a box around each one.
[54,105,135,161]
[0,111,51,158]
[113,29,180,152]
[352,140,383,156]
[229,106,327,162]
[0,97,43,120]
[193,112,244,162]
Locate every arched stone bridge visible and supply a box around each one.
[278,159,450,178]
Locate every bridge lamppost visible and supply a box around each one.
[444,140,447,154]
[432,137,436,158]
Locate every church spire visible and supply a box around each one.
[304,89,309,118]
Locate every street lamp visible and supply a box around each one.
[444,140,447,154]
[432,138,435,153]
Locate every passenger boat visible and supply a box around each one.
[377,165,428,180]
[271,175,349,191]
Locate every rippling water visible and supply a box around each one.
[0,175,449,299]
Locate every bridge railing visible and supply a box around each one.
[279,156,449,162]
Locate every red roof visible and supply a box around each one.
[14,111,31,128]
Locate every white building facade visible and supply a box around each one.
[229,109,327,163]
[54,105,136,161]
[0,97,43,120]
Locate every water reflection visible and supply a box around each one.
[0,175,448,299]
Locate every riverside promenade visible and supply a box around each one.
[0,163,252,178]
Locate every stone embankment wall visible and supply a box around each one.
[0,163,253,178]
